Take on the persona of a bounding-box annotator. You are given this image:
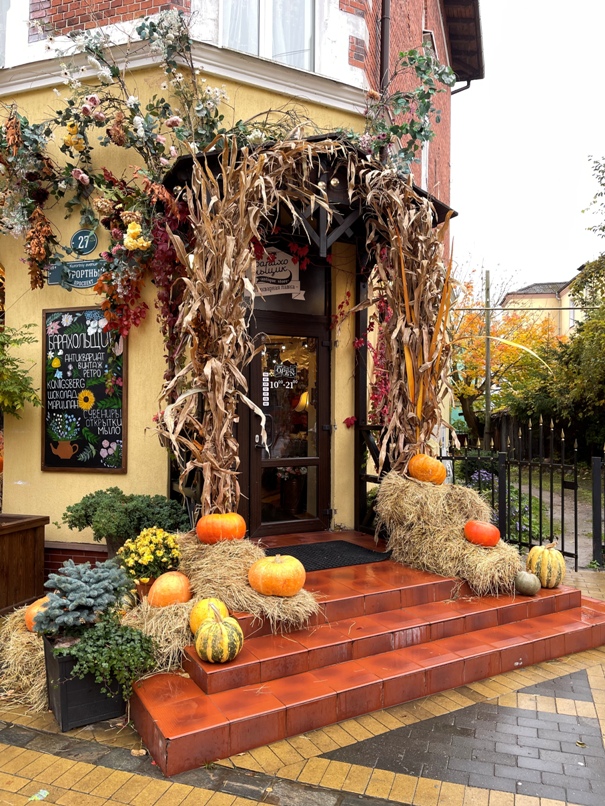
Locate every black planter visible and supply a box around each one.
[43,636,125,731]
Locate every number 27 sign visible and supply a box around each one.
[70,229,98,256]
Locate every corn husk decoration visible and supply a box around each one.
[157,136,452,511]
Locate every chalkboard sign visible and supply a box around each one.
[42,308,127,472]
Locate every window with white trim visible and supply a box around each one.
[222,0,315,71]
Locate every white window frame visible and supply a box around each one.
[420,136,429,190]
[220,0,315,72]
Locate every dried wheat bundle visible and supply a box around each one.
[376,471,522,596]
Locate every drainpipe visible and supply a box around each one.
[380,0,391,93]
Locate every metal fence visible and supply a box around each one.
[592,456,605,567]
[356,420,582,570]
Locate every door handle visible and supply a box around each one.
[256,414,274,449]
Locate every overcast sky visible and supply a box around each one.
[450,1,605,293]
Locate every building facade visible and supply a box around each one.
[501,280,580,337]
[0,0,483,557]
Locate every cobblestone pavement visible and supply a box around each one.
[1,568,605,806]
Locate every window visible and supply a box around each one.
[222,0,315,71]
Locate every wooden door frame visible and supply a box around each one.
[239,311,332,538]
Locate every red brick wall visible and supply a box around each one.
[29,0,188,40]
[348,35,367,69]
[362,0,452,205]
[44,542,108,581]
[339,0,367,18]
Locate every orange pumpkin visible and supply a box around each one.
[407,454,446,485]
[24,596,49,632]
[248,554,306,597]
[464,520,500,547]
[148,571,192,607]
[196,513,246,545]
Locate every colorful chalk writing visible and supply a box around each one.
[42,308,126,472]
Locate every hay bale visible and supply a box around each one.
[121,600,192,672]
[0,609,47,712]
[376,472,521,596]
[178,532,320,632]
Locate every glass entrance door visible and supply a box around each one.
[248,320,331,537]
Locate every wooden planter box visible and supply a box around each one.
[0,514,49,614]
[43,636,125,732]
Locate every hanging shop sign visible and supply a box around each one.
[42,308,126,473]
[256,249,305,300]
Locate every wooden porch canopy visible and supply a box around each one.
[162,133,456,260]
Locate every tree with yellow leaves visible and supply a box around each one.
[450,282,559,442]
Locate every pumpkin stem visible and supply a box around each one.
[209,603,224,623]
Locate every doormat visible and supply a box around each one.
[264,540,392,572]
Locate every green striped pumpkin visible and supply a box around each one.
[193,603,244,664]
[526,543,566,588]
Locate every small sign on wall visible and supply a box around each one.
[256,249,305,300]
[42,308,127,473]
[48,259,104,289]
[48,230,103,289]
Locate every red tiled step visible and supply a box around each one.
[131,602,605,776]
[232,561,465,639]
[183,584,581,694]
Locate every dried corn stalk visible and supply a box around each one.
[355,168,453,471]
[158,136,451,511]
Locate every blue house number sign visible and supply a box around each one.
[48,230,102,289]
[71,229,98,255]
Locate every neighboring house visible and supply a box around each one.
[0,0,483,562]
[500,279,580,337]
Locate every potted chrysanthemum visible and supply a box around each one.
[117,527,181,598]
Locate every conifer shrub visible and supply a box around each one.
[34,559,131,637]
[61,487,191,554]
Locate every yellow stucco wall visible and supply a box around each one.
[1,65,364,542]
[330,242,357,529]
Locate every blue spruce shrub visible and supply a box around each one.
[34,559,131,637]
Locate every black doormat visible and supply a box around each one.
[264,540,392,572]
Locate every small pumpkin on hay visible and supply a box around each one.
[148,571,192,607]
[196,512,246,544]
[464,520,500,548]
[248,554,306,597]
[407,453,446,485]
[24,596,49,632]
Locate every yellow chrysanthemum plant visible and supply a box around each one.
[116,527,181,584]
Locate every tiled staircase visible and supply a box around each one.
[130,539,605,777]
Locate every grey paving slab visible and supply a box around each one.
[518,669,594,702]
[321,678,605,806]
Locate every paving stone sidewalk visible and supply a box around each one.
[1,568,605,806]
